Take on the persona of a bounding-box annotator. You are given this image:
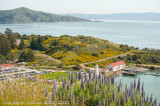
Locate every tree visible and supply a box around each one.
[6,53,16,61]
[0,36,11,55]
[7,35,17,49]
[27,50,35,62]
[150,66,155,70]
[4,28,13,36]
[73,64,82,70]
[30,38,39,50]
[19,50,35,62]
[19,38,25,49]
[30,37,45,51]
[5,28,19,49]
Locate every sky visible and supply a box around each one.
[0,0,160,14]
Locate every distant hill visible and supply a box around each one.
[62,13,160,21]
[0,7,90,23]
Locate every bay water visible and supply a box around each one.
[0,21,160,49]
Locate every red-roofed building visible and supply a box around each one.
[105,61,126,71]
[103,68,109,71]
[0,64,13,71]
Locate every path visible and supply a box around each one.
[36,54,61,64]
[80,52,131,70]
[135,64,160,68]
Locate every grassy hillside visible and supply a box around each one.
[42,35,124,65]
[0,7,90,23]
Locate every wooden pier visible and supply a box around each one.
[122,72,137,76]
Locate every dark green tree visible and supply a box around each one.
[19,51,28,62]
[73,64,82,70]
[30,38,39,50]
[19,38,25,49]
[4,28,13,36]
[27,50,35,62]
[5,28,19,49]
[0,36,11,55]
[19,50,35,62]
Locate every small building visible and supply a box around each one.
[105,61,126,71]
[0,64,13,71]
[103,68,109,72]
[100,68,109,74]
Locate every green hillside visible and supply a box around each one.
[0,7,90,23]
[41,35,124,65]
[0,28,135,66]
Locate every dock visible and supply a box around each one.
[122,72,137,76]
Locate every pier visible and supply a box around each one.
[122,72,137,76]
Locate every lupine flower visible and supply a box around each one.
[98,71,101,80]
[76,71,79,80]
[105,78,108,86]
[102,75,104,85]
[67,81,70,90]
[63,81,65,88]
[137,78,140,91]
[69,72,71,81]
[54,81,57,89]
[134,79,136,89]
[59,89,61,97]
[154,98,157,105]
[142,83,144,97]
[146,100,149,106]
[150,94,153,102]
[112,89,115,101]
[89,70,92,80]
[70,90,72,98]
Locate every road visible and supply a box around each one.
[80,52,131,70]
[135,64,160,68]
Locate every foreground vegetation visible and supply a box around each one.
[0,70,158,105]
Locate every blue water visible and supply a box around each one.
[0,21,160,49]
[116,73,160,104]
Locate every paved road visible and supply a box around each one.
[80,52,131,70]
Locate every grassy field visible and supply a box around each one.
[39,72,74,81]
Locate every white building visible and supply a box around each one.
[105,61,126,71]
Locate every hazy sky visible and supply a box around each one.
[0,0,160,14]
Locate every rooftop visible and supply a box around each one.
[109,61,125,67]
[1,64,12,67]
